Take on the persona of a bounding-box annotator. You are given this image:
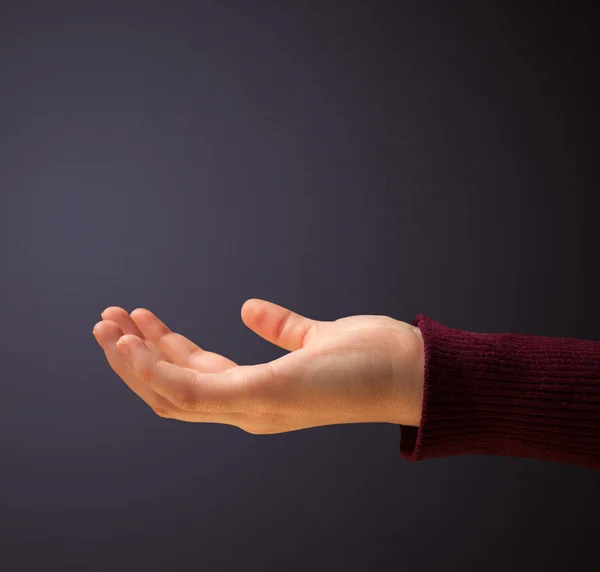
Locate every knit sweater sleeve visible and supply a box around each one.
[399,315,600,470]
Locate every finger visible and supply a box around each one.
[129,308,237,372]
[101,306,144,337]
[101,306,170,361]
[93,320,176,409]
[241,298,322,352]
[117,334,248,414]
[93,321,238,423]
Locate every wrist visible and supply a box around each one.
[405,326,425,427]
[383,322,425,427]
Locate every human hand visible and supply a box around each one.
[92,299,424,434]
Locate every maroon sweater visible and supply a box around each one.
[400,315,600,471]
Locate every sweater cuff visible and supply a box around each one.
[399,315,600,469]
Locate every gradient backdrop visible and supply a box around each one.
[1,1,598,571]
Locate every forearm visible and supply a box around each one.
[400,315,600,470]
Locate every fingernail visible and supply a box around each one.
[116,339,129,358]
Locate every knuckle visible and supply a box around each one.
[173,389,199,412]
[242,426,261,435]
[272,313,289,343]
[241,425,279,435]
[158,374,198,411]
[137,365,153,385]
[152,407,172,419]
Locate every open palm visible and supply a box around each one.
[92,298,424,433]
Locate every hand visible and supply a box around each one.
[92,299,425,434]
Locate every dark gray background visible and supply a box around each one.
[1,1,598,570]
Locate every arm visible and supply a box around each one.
[400,315,600,470]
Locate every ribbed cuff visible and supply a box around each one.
[400,315,600,470]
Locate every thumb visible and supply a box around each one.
[240,298,322,352]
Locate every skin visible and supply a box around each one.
[92,298,425,434]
